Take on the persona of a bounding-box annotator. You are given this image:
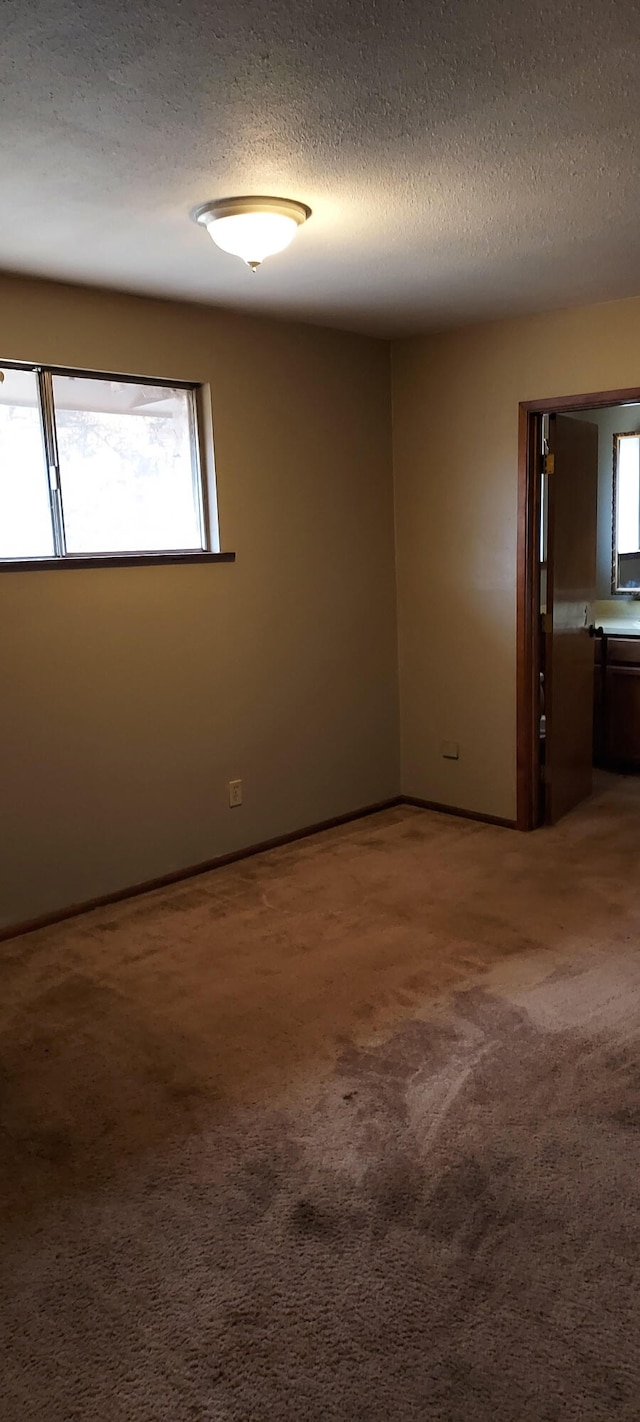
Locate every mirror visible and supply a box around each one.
[612,432,640,591]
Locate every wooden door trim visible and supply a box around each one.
[517,383,640,831]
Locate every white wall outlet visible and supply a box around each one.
[440,740,459,760]
[228,779,243,807]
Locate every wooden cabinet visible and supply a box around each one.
[596,636,640,770]
[593,639,605,766]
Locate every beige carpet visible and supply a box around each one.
[3,775,640,1418]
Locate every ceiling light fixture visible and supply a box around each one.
[193,196,311,271]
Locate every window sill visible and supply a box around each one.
[0,551,236,572]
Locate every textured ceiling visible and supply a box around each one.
[2,0,640,336]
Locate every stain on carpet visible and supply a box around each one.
[3,782,640,1418]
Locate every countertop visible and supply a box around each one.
[598,621,640,636]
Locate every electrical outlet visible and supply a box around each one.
[440,740,459,760]
[228,779,243,807]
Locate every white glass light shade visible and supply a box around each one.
[194,197,310,269]
[207,212,298,264]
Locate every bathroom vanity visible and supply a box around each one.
[594,631,640,769]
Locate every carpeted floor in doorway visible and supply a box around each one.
[3,774,640,1419]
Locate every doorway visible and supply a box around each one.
[517,385,640,830]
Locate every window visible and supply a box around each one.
[613,432,640,591]
[616,434,640,555]
[0,364,217,565]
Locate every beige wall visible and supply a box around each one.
[392,296,640,821]
[8,275,640,928]
[0,275,399,929]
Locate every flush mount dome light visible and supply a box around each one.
[193,196,311,270]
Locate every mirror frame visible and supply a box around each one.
[611,430,640,593]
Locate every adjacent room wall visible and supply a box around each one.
[0,275,399,930]
[591,403,640,598]
[392,296,640,821]
[569,402,640,598]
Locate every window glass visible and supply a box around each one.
[52,376,203,554]
[0,367,54,559]
[617,435,640,555]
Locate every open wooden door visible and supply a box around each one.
[544,413,598,824]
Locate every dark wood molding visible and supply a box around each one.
[0,793,522,943]
[516,381,640,832]
[0,551,236,572]
[520,385,640,414]
[516,404,542,830]
[401,795,516,830]
[0,798,403,943]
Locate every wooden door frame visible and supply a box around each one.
[517,383,640,831]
